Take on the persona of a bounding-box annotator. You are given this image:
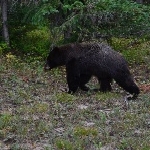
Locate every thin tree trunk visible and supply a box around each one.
[136,0,143,4]
[1,0,10,46]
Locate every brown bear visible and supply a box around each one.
[44,42,140,98]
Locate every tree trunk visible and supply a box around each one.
[1,0,9,46]
[136,0,143,4]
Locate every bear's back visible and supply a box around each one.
[73,42,128,77]
[65,42,124,59]
[60,42,128,72]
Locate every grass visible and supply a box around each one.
[0,52,150,150]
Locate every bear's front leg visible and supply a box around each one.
[66,58,80,94]
[99,78,112,92]
[67,75,80,94]
[79,74,91,91]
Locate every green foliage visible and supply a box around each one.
[73,126,98,137]
[0,42,10,55]
[7,0,150,57]
[95,92,120,101]
[20,0,150,44]
[111,38,150,64]
[0,113,12,129]
[19,102,49,115]
[56,139,74,150]
[118,139,130,150]
[55,126,98,150]
[10,26,50,57]
[54,93,77,103]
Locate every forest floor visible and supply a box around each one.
[0,55,150,150]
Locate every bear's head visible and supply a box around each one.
[44,47,62,70]
[124,76,140,98]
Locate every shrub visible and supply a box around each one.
[10,25,50,57]
[111,38,150,64]
[0,42,10,55]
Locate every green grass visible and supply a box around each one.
[0,48,150,150]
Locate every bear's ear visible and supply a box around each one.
[49,46,60,52]
[53,47,60,52]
